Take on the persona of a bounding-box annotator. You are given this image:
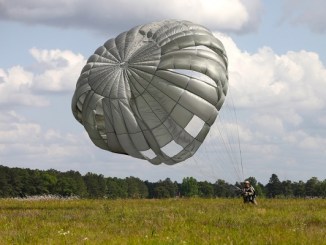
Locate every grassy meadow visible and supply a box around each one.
[0,198,326,244]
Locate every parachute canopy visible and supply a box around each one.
[71,20,228,165]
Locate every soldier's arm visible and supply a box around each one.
[247,187,255,196]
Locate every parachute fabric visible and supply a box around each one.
[71,20,228,165]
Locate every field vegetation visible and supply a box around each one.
[1,198,326,244]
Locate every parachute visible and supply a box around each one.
[71,20,228,165]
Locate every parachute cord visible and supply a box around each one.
[229,90,245,182]
[213,120,242,182]
[188,130,235,184]
[191,151,217,183]
[213,86,244,184]
[204,122,235,183]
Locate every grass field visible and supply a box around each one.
[0,198,326,244]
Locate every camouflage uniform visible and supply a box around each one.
[242,186,257,204]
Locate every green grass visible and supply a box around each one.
[0,198,326,244]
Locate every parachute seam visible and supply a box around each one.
[128,65,191,153]
[153,70,220,113]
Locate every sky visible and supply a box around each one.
[0,0,325,184]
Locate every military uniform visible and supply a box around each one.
[242,186,257,204]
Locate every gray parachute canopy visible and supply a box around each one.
[71,20,228,165]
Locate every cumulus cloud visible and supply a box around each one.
[0,110,90,163]
[217,33,326,112]
[0,48,85,107]
[30,48,85,92]
[281,0,326,33]
[0,47,87,168]
[0,0,262,33]
[0,66,49,107]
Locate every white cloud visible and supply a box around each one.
[0,48,85,107]
[298,135,326,152]
[318,115,326,126]
[0,0,262,33]
[0,66,48,107]
[30,48,85,92]
[0,110,90,162]
[283,130,326,153]
[253,114,284,136]
[216,33,326,112]
[281,0,326,33]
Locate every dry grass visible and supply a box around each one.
[0,198,326,244]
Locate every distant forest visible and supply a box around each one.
[0,165,325,199]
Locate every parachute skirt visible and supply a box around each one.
[71,20,228,165]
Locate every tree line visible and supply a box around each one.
[0,165,325,199]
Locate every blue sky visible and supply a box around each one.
[1,0,325,184]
